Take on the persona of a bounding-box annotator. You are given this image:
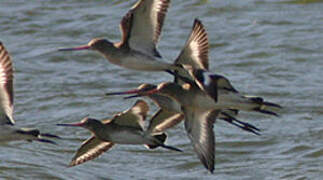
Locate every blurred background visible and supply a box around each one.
[0,0,322,179]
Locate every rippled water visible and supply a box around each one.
[1,0,323,179]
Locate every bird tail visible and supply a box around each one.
[16,128,40,137]
[219,112,261,135]
[245,96,282,116]
[16,128,59,144]
[145,133,182,152]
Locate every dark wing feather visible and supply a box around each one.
[69,136,114,167]
[116,11,133,48]
[174,19,209,85]
[147,109,183,134]
[111,100,149,130]
[175,19,209,70]
[119,0,170,56]
[0,42,14,125]
[183,107,220,173]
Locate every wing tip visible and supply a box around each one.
[0,41,13,75]
[193,18,202,27]
[68,160,78,167]
[177,18,209,70]
[192,18,209,69]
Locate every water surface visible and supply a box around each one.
[0,0,323,179]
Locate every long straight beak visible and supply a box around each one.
[105,88,150,96]
[56,122,84,127]
[58,45,90,51]
[124,88,159,99]
[40,133,61,139]
[37,138,57,145]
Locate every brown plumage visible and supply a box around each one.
[0,42,59,144]
[0,42,14,125]
[58,100,182,167]
[69,137,114,167]
[175,19,209,70]
[106,83,184,134]
[59,0,177,72]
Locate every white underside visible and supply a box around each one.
[120,56,172,71]
[190,91,258,111]
[104,52,174,71]
[98,129,154,145]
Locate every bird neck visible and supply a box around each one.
[96,43,127,65]
[86,122,105,135]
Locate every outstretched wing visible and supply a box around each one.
[111,100,149,130]
[174,19,209,85]
[183,107,220,173]
[69,136,115,167]
[175,19,209,70]
[0,42,14,125]
[147,109,183,134]
[119,0,170,57]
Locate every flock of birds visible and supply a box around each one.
[0,0,282,173]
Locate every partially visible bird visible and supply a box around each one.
[105,19,261,135]
[180,65,282,116]
[105,83,260,135]
[135,82,220,173]
[0,42,59,144]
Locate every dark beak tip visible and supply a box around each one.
[123,95,140,99]
[38,139,57,145]
[56,123,73,127]
[40,133,62,139]
[57,48,74,52]
[56,122,84,127]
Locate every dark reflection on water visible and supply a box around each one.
[0,0,323,179]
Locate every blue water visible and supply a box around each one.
[0,0,323,179]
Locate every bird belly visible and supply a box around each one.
[118,55,173,71]
[217,92,257,111]
[99,130,152,145]
[189,92,255,111]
